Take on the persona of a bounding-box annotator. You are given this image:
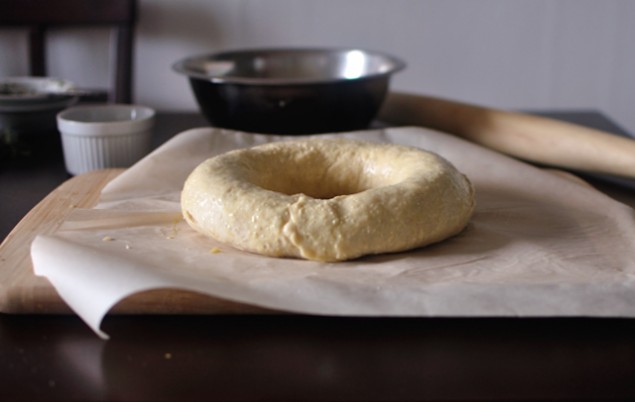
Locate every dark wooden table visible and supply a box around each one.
[1,111,634,401]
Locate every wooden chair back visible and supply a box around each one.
[0,0,137,103]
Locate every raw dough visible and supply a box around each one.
[181,138,475,262]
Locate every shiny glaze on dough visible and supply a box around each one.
[181,138,475,262]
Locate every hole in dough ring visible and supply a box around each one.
[181,138,475,262]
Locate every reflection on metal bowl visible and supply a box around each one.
[173,48,405,135]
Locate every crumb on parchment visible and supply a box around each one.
[165,216,184,240]
[101,236,132,250]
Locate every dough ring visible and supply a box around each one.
[181,138,475,262]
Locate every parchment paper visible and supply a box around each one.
[31,126,635,339]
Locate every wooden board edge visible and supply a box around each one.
[0,169,124,314]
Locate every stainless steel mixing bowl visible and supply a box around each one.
[173,48,405,134]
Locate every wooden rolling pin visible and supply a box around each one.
[379,92,635,179]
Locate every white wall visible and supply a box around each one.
[1,0,634,135]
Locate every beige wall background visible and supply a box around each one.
[1,0,634,135]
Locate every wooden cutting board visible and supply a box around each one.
[0,169,275,315]
[1,166,628,316]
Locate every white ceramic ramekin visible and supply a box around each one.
[57,104,155,175]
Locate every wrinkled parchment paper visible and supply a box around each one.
[31,127,635,338]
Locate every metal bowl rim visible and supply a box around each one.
[172,47,406,85]
[0,77,76,101]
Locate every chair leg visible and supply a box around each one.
[113,24,134,103]
[28,25,47,76]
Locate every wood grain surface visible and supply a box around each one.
[0,168,273,315]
